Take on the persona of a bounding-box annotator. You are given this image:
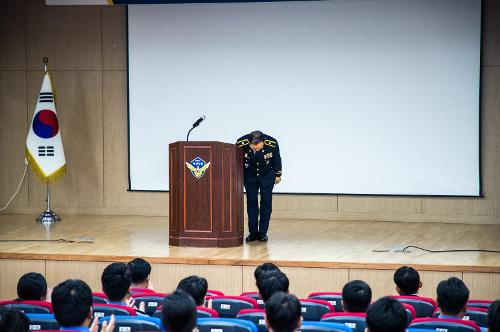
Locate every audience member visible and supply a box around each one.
[342,280,372,313]
[16,272,47,301]
[257,270,289,303]
[177,275,208,306]
[488,300,500,332]
[161,289,197,332]
[0,309,30,332]
[393,266,421,296]
[127,258,154,292]
[366,297,407,332]
[101,262,132,304]
[255,263,280,283]
[52,279,115,332]
[265,291,302,332]
[436,277,469,319]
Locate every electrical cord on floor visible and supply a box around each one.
[0,164,28,213]
[0,238,94,243]
[402,245,500,253]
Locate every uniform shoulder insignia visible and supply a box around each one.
[237,139,249,147]
[264,139,277,147]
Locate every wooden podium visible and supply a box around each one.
[169,141,244,247]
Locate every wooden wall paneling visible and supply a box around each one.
[241,266,258,294]
[463,272,500,300]
[0,71,29,209]
[25,0,102,71]
[280,267,349,298]
[418,271,463,299]
[338,196,421,214]
[0,0,26,70]
[483,0,500,66]
[102,6,127,71]
[348,269,396,300]
[150,264,243,295]
[27,70,104,209]
[102,70,168,212]
[0,259,46,300]
[45,260,108,293]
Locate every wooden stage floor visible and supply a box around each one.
[0,214,499,272]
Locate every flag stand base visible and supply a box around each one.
[36,209,61,223]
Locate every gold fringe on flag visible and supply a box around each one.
[25,149,66,183]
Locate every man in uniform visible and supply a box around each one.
[236,131,282,242]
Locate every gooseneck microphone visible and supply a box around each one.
[187,115,206,141]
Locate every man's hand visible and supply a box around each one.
[275,177,281,184]
[90,314,115,332]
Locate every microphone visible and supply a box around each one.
[187,115,206,141]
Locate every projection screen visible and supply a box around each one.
[127,0,481,195]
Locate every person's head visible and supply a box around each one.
[0,309,30,332]
[366,297,407,332]
[436,277,469,317]
[342,280,372,313]
[101,262,132,302]
[16,272,48,301]
[393,266,421,295]
[487,300,500,332]
[51,279,93,328]
[127,258,152,288]
[265,292,302,332]
[161,289,197,332]
[257,270,290,303]
[249,131,264,151]
[254,263,280,284]
[177,275,208,306]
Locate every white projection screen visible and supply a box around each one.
[127,0,481,195]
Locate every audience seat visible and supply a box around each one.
[207,289,225,297]
[208,296,260,318]
[320,312,366,332]
[240,291,265,308]
[467,300,493,310]
[26,313,59,331]
[92,303,137,318]
[197,306,220,318]
[402,303,417,324]
[299,321,354,332]
[236,308,267,332]
[308,292,344,312]
[92,292,108,304]
[197,317,258,332]
[0,300,52,314]
[99,315,162,331]
[130,287,157,294]
[392,295,437,317]
[130,292,167,316]
[409,317,481,332]
[300,299,335,321]
[432,307,488,327]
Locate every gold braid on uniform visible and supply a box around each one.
[237,139,249,148]
[264,139,276,147]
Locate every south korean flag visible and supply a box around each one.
[26,72,66,182]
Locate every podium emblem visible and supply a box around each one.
[186,157,211,179]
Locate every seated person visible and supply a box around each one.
[436,277,486,332]
[161,289,197,332]
[342,280,372,313]
[177,275,208,306]
[254,263,281,285]
[0,309,30,332]
[127,258,154,293]
[52,279,114,332]
[488,300,500,332]
[393,266,422,296]
[366,297,407,332]
[101,262,146,314]
[265,291,302,332]
[257,270,289,303]
[16,272,48,301]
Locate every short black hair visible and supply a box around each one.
[250,131,264,144]
[161,289,197,332]
[265,292,301,332]
[257,271,289,303]
[0,309,30,332]
[436,277,469,316]
[17,272,47,301]
[101,262,132,302]
[177,275,208,306]
[254,263,280,282]
[127,258,152,284]
[51,279,92,328]
[488,300,500,332]
[394,266,420,295]
[342,280,372,313]
[366,297,407,332]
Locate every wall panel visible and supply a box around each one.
[45,260,108,292]
[463,272,500,300]
[0,259,46,300]
[0,0,26,70]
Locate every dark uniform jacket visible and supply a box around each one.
[236,133,282,178]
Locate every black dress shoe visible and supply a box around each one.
[246,234,259,242]
[259,235,268,242]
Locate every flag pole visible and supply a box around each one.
[36,57,62,224]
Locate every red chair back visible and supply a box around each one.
[240,291,265,308]
[409,317,481,332]
[92,303,137,318]
[197,306,220,318]
[320,312,366,332]
[208,296,260,318]
[300,299,335,321]
[308,292,344,312]
[130,292,167,316]
[467,299,493,309]
[0,300,52,314]
[92,292,108,304]
[392,295,437,317]
[237,309,267,332]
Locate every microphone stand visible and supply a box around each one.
[186,126,196,142]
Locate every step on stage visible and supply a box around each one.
[0,214,499,300]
